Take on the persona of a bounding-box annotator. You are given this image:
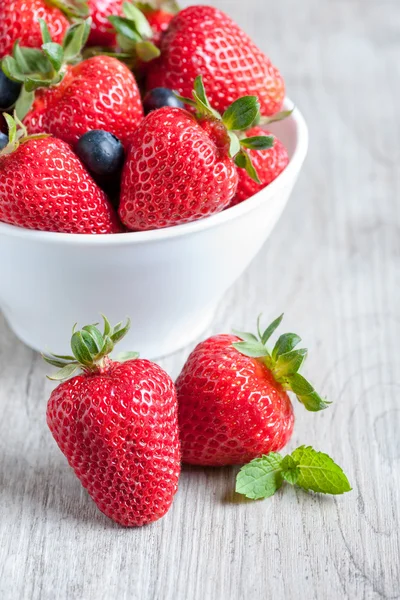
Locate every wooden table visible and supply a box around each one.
[1,0,399,598]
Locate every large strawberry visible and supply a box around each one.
[119,76,275,230]
[146,5,285,117]
[0,114,120,233]
[44,317,181,526]
[231,126,289,206]
[2,19,143,148]
[0,0,87,59]
[176,315,329,466]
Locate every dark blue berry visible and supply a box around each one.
[143,88,184,114]
[75,130,125,179]
[0,132,8,151]
[0,71,21,111]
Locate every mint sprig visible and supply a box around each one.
[236,446,352,499]
[232,314,330,412]
[175,75,275,182]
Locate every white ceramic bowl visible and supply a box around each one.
[0,99,308,358]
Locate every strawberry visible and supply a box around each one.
[146,5,285,117]
[0,0,81,59]
[231,126,289,206]
[44,317,181,526]
[0,114,121,233]
[87,0,123,46]
[140,1,176,45]
[119,75,275,230]
[176,315,330,466]
[2,20,143,148]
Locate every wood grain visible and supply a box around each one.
[1,0,399,598]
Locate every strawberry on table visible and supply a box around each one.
[119,75,276,230]
[44,316,181,527]
[146,5,285,117]
[231,126,289,206]
[176,314,330,466]
[0,114,121,233]
[2,19,143,148]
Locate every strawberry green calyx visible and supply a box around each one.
[107,2,161,64]
[176,76,275,182]
[43,316,139,381]
[46,0,89,19]
[236,445,352,500]
[232,314,331,412]
[1,18,91,120]
[135,0,179,13]
[0,113,49,156]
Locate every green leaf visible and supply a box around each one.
[15,87,35,120]
[259,109,294,126]
[122,1,153,38]
[108,16,141,42]
[42,43,63,71]
[273,348,307,378]
[232,330,258,343]
[193,75,210,108]
[272,333,301,360]
[2,56,25,83]
[240,135,275,151]
[135,41,160,61]
[234,149,261,184]
[47,363,80,381]
[116,351,140,362]
[42,354,79,369]
[62,20,91,63]
[280,455,300,485]
[102,314,111,337]
[82,325,104,354]
[38,18,52,44]
[261,314,284,345]
[232,340,269,358]
[3,113,16,144]
[290,446,352,494]
[110,318,131,343]
[287,373,331,411]
[80,329,100,356]
[236,453,283,499]
[71,331,95,366]
[228,131,241,157]
[222,96,260,131]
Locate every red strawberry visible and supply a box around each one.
[2,20,143,148]
[119,75,275,230]
[0,114,121,233]
[0,0,72,59]
[142,3,175,46]
[44,317,181,526]
[87,0,123,46]
[231,126,289,206]
[146,6,285,117]
[176,315,329,466]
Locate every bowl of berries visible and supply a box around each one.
[0,3,308,358]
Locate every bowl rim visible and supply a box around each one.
[0,97,308,246]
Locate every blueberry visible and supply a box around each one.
[75,130,125,179]
[143,88,184,114]
[0,71,21,110]
[0,131,8,151]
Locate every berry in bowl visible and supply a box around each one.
[0,4,308,357]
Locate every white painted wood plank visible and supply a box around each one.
[1,0,399,598]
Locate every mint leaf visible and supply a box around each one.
[232,340,269,358]
[290,446,352,494]
[287,373,331,411]
[222,96,260,131]
[236,453,283,499]
[281,455,300,485]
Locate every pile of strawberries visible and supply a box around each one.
[0,0,290,234]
